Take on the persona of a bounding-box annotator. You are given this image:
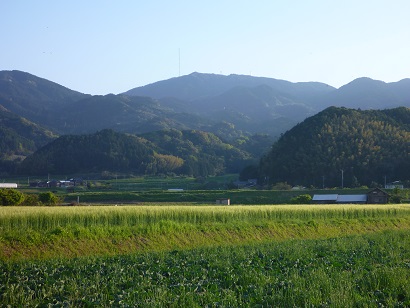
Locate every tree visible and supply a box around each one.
[290,194,312,204]
[38,192,59,205]
[0,189,25,206]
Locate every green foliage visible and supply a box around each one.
[38,192,59,205]
[0,188,25,206]
[290,194,312,204]
[260,107,410,187]
[141,129,253,176]
[1,230,410,306]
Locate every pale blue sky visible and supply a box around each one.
[1,1,410,94]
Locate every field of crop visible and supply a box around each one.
[1,204,410,306]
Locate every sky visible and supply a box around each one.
[1,0,410,95]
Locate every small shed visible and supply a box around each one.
[216,198,230,205]
[367,188,389,204]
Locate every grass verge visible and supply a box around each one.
[1,204,410,261]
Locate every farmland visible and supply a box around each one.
[1,204,410,306]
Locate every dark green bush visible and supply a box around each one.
[290,194,312,204]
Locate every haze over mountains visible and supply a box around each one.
[0,70,409,182]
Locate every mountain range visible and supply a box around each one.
[1,69,410,179]
[2,70,410,139]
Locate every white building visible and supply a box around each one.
[0,183,18,188]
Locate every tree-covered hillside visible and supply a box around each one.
[259,107,410,188]
[0,107,56,160]
[141,129,253,176]
[19,129,255,177]
[0,70,88,123]
[19,130,154,175]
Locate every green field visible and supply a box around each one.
[1,204,410,306]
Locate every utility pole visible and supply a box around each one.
[341,169,344,189]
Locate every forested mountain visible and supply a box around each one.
[125,72,410,137]
[46,94,212,134]
[2,70,410,141]
[191,84,313,135]
[0,70,88,124]
[2,70,410,179]
[259,107,410,188]
[125,72,334,135]
[141,129,254,176]
[125,72,334,102]
[19,129,254,177]
[0,106,56,160]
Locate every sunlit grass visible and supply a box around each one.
[1,204,410,261]
[1,204,409,230]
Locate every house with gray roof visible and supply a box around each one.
[312,188,389,204]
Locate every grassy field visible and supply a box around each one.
[1,204,410,306]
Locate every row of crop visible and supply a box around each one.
[1,205,410,232]
[1,230,409,306]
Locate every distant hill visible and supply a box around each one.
[0,70,88,124]
[124,72,334,102]
[46,94,213,134]
[19,129,255,177]
[140,129,254,176]
[2,70,410,142]
[124,72,336,136]
[19,129,153,175]
[124,72,410,137]
[260,107,410,188]
[190,84,314,135]
[315,77,410,110]
[0,106,56,160]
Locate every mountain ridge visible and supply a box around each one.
[1,70,410,175]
